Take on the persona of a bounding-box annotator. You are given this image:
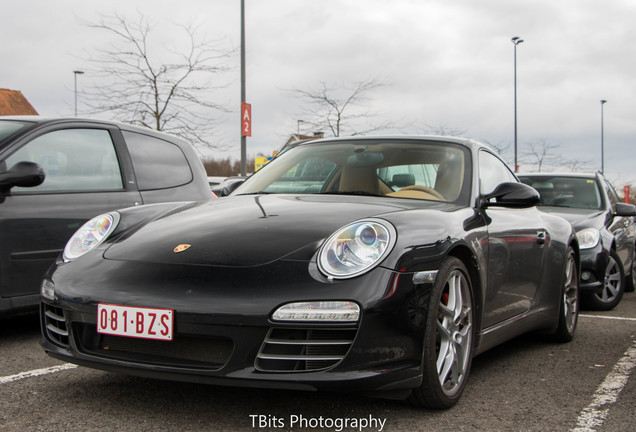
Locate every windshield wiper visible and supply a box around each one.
[235,191,273,196]
[318,190,384,197]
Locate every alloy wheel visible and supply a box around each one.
[596,255,622,304]
[562,251,578,334]
[436,269,473,396]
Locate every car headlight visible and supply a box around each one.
[63,212,120,262]
[318,219,396,279]
[576,228,600,250]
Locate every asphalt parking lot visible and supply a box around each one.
[1,292,634,432]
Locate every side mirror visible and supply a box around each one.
[211,178,245,197]
[483,182,540,208]
[0,161,45,193]
[615,202,636,217]
[221,179,245,197]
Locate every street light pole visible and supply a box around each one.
[601,99,607,174]
[240,0,247,176]
[73,70,84,117]
[511,36,523,172]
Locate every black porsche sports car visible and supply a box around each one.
[40,136,579,409]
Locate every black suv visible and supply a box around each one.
[0,117,211,314]
[519,172,636,310]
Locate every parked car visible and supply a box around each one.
[0,116,211,315]
[207,176,227,189]
[41,136,579,409]
[519,172,636,310]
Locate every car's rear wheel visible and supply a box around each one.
[582,250,624,310]
[408,257,474,409]
[550,246,579,342]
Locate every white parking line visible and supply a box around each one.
[0,363,78,385]
[579,314,636,322]
[571,340,636,432]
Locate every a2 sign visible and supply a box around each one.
[242,102,251,137]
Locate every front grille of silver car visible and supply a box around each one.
[255,327,357,372]
[42,304,70,348]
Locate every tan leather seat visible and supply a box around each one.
[339,166,380,194]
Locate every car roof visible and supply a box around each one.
[518,172,599,179]
[0,116,188,145]
[282,135,491,152]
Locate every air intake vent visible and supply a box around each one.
[255,327,357,372]
[75,324,233,370]
[43,304,69,348]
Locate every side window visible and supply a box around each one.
[123,131,192,191]
[479,150,516,195]
[3,128,123,193]
[604,179,620,208]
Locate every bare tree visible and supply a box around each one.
[289,80,393,137]
[482,140,509,156]
[425,124,467,136]
[564,158,595,172]
[79,12,233,150]
[521,138,560,172]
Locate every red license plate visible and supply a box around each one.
[97,304,173,341]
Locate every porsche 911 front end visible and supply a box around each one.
[40,194,449,395]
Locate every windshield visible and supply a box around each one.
[0,120,32,146]
[519,175,602,210]
[234,140,471,205]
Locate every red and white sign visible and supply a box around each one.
[241,102,251,137]
[97,303,173,341]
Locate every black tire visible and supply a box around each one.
[407,257,474,409]
[550,246,579,342]
[581,250,624,311]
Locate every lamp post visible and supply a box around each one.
[601,99,607,174]
[511,36,524,172]
[239,0,247,176]
[73,70,84,117]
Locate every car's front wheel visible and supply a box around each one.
[408,257,474,409]
[582,250,624,311]
[550,246,579,342]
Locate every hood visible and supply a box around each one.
[104,194,440,267]
[537,206,605,230]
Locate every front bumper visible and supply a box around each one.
[40,258,433,394]
[578,245,609,293]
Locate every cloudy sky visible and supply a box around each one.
[3,0,636,184]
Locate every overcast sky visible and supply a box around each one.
[3,0,636,184]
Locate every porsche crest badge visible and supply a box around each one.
[173,244,192,253]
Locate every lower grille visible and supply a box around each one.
[43,304,70,348]
[76,325,233,370]
[255,327,357,372]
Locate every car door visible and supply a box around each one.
[479,150,549,327]
[0,124,142,304]
[603,176,635,269]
